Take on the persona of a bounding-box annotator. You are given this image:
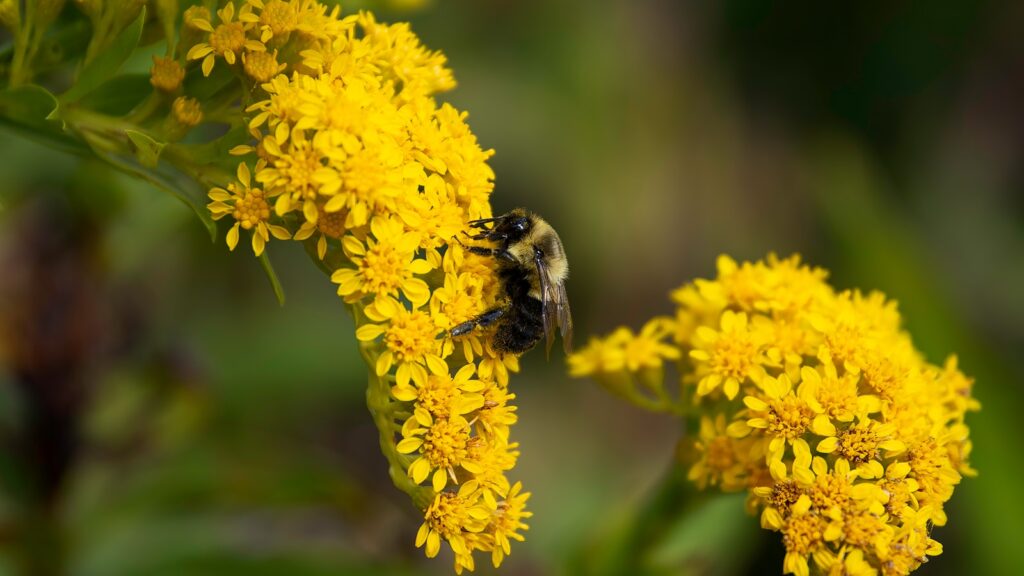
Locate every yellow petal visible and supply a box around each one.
[251,230,265,256]
[396,437,423,454]
[432,469,448,492]
[743,396,768,411]
[811,414,836,436]
[817,437,839,453]
[425,530,440,558]
[226,223,240,251]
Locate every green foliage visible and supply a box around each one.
[62,8,147,103]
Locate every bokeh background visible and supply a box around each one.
[2,0,1023,574]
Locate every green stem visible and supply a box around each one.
[359,336,434,510]
[9,3,34,86]
[574,462,694,576]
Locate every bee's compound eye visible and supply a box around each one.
[512,218,528,232]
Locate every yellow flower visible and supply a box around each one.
[801,353,879,424]
[690,310,768,399]
[207,163,291,256]
[364,305,445,388]
[463,436,518,504]
[415,484,490,558]
[571,253,977,576]
[816,418,905,479]
[200,3,535,568]
[248,0,298,43]
[171,96,203,127]
[186,2,264,76]
[242,49,285,82]
[687,414,748,491]
[780,496,826,576]
[389,363,484,419]
[487,481,531,568]
[620,317,680,372]
[399,411,482,492]
[474,378,518,443]
[150,55,184,92]
[731,373,827,480]
[331,217,433,309]
[566,329,630,378]
[358,11,456,100]
[293,204,347,260]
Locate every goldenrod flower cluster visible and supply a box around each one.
[569,254,978,576]
[196,2,529,571]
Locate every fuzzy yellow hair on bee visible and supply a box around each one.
[450,208,572,356]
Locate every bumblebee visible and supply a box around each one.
[450,209,573,356]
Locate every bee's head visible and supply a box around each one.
[480,209,531,244]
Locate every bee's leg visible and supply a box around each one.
[468,215,506,228]
[450,307,505,337]
[464,245,515,263]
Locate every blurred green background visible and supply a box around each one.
[1,0,1022,575]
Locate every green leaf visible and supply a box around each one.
[78,131,217,240]
[0,84,59,122]
[181,125,252,166]
[183,61,236,102]
[125,129,166,168]
[78,74,153,116]
[0,85,87,155]
[63,7,147,102]
[258,251,287,306]
[645,492,760,572]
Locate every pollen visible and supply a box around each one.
[426,492,473,540]
[423,417,470,469]
[767,396,813,440]
[268,141,321,201]
[783,513,825,556]
[232,188,271,230]
[317,209,345,238]
[837,427,880,464]
[416,374,457,418]
[710,334,759,380]
[861,355,907,402]
[363,243,414,297]
[767,479,804,516]
[809,471,852,514]
[842,513,887,550]
[384,309,438,362]
[210,21,246,55]
[823,322,865,369]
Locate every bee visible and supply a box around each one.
[450,208,573,356]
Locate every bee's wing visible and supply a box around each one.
[534,251,572,357]
[557,281,573,354]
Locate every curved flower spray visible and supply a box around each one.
[569,254,978,576]
[197,2,528,572]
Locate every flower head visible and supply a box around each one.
[571,253,978,576]
[186,2,264,76]
[150,55,184,92]
[201,4,526,569]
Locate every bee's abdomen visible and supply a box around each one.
[494,296,544,354]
